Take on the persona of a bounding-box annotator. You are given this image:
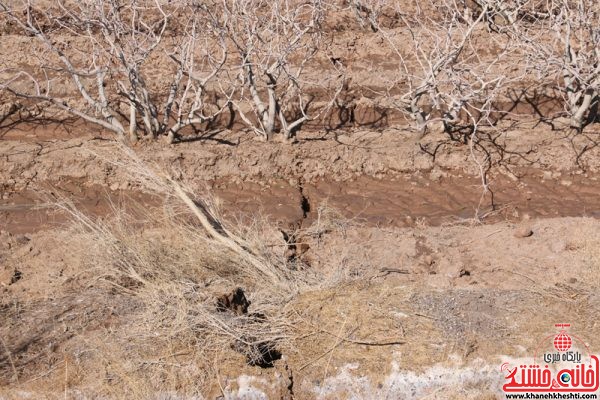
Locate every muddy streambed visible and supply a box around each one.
[1,172,598,234]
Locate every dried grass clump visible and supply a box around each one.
[39,152,341,396]
[0,147,364,397]
[51,193,316,396]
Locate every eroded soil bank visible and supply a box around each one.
[3,122,600,232]
[2,170,599,234]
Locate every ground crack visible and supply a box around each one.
[298,183,310,219]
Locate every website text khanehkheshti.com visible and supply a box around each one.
[505,394,598,399]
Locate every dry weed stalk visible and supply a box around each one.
[103,146,300,286]
[49,194,300,393]
[39,145,355,394]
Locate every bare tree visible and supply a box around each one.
[358,0,530,219]
[511,0,599,129]
[0,0,229,143]
[374,0,521,135]
[220,0,327,141]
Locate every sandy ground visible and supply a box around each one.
[1,212,599,399]
[1,4,600,397]
[2,121,600,190]
[1,121,600,399]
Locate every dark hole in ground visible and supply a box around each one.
[247,342,282,368]
[299,186,311,218]
[216,287,251,315]
[10,269,22,284]
[231,334,283,368]
[217,288,283,368]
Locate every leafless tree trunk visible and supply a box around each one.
[221,0,326,141]
[511,0,599,129]
[348,0,386,32]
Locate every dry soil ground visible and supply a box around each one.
[1,4,600,398]
[1,122,600,399]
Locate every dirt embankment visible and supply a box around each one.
[1,120,600,399]
[3,119,600,189]
[2,122,600,234]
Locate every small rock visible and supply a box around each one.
[514,226,533,238]
[565,241,580,251]
[459,268,471,278]
[429,168,446,182]
[543,171,552,180]
[568,277,577,284]
[423,255,434,266]
[14,235,30,245]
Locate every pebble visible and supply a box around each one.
[514,226,533,238]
